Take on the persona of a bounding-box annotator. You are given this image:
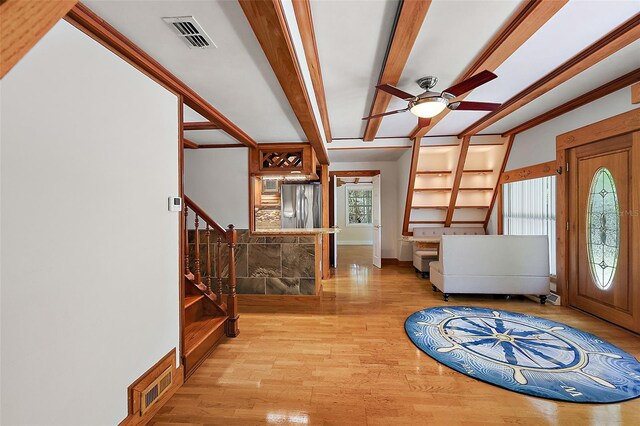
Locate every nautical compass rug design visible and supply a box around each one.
[405,306,640,403]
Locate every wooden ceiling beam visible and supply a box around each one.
[445,136,471,227]
[291,0,333,143]
[409,0,568,139]
[183,138,199,149]
[65,3,258,149]
[183,121,221,131]
[460,13,640,137]
[363,0,432,141]
[239,0,329,164]
[503,68,640,136]
[1,0,78,79]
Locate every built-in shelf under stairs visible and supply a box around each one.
[403,134,512,235]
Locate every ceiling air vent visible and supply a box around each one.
[163,16,216,49]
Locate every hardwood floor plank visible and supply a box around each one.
[151,246,640,425]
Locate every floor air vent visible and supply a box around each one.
[139,366,172,414]
[163,16,216,49]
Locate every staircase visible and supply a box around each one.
[182,195,239,378]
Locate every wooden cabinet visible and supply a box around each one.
[250,143,316,176]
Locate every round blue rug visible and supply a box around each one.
[405,306,640,403]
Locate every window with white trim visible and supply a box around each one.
[346,185,372,225]
[503,175,556,275]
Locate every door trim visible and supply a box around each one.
[328,170,381,269]
[556,107,640,307]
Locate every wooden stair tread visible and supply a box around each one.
[184,316,226,357]
[184,295,204,309]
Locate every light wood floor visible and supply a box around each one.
[152,245,640,425]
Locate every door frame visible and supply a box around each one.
[328,170,381,268]
[556,107,640,308]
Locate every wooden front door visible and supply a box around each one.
[568,132,640,332]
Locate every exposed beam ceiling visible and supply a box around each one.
[291,0,333,143]
[363,0,432,142]
[503,68,640,136]
[409,0,568,139]
[1,0,78,78]
[460,13,640,137]
[183,122,221,131]
[239,0,329,164]
[65,3,258,149]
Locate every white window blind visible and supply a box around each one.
[503,175,556,275]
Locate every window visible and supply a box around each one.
[503,175,556,275]
[587,167,620,289]
[346,185,372,225]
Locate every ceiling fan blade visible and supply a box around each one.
[362,108,409,120]
[376,84,415,100]
[449,101,501,111]
[441,70,497,97]
[417,117,431,128]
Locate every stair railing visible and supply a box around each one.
[183,195,239,337]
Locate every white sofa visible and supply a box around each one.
[412,227,485,277]
[429,235,550,303]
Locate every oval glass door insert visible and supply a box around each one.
[587,167,620,289]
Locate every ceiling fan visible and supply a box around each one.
[362,70,501,128]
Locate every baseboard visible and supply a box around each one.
[120,348,183,426]
[337,241,373,246]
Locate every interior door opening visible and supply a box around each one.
[329,171,382,269]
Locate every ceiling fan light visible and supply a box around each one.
[409,97,448,118]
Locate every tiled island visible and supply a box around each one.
[189,228,337,296]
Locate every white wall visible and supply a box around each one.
[185,148,249,229]
[1,21,180,425]
[330,161,398,259]
[336,183,373,244]
[506,88,637,170]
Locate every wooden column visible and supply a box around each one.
[321,164,330,279]
[225,225,239,337]
[632,82,640,104]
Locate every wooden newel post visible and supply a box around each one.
[184,205,190,275]
[225,224,239,337]
[216,235,223,302]
[194,215,201,284]
[205,224,212,294]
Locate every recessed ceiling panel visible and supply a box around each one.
[430,0,640,136]
[376,0,521,138]
[83,0,306,142]
[313,0,398,139]
[184,129,240,145]
[328,147,408,162]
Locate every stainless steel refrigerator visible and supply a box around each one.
[281,183,322,229]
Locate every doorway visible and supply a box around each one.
[560,111,640,333]
[329,170,382,269]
